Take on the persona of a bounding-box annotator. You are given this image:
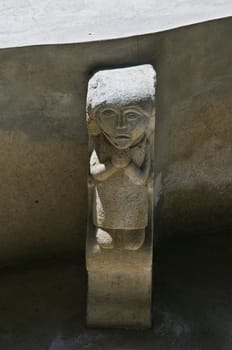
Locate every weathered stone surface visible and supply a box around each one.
[86,65,156,328]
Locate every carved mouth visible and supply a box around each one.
[115,135,130,140]
[103,131,130,149]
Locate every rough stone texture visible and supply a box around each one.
[86,65,156,328]
[87,65,156,109]
[0,18,231,265]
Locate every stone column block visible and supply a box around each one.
[86,64,156,328]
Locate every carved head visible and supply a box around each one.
[87,65,156,149]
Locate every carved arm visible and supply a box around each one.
[125,144,151,186]
[90,150,118,182]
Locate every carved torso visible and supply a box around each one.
[91,134,149,229]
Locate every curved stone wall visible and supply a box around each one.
[0,17,231,265]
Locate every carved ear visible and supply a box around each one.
[86,117,101,136]
[86,104,102,135]
[146,106,156,139]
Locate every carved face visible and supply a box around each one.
[95,105,149,149]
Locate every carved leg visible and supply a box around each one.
[122,229,145,250]
[96,228,145,250]
[112,229,145,250]
[97,229,126,250]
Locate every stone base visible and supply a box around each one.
[86,224,153,329]
[87,268,152,328]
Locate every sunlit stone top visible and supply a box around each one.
[87,65,156,111]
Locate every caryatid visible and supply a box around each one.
[86,65,156,250]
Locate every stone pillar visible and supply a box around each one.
[86,65,156,328]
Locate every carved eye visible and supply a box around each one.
[101,109,117,119]
[125,111,140,121]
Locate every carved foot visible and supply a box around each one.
[96,228,145,250]
[96,228,114,249]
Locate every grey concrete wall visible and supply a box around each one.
[0,17,231,265]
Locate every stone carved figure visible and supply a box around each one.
[86,65,156,328]
[87,65,156,250]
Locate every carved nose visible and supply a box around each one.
[116,113,127,129]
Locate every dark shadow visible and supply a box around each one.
[0,234,232,349]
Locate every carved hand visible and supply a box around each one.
[125,142,151,185]
[111,149,131,169]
